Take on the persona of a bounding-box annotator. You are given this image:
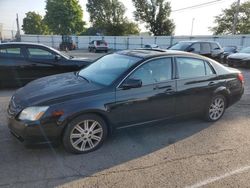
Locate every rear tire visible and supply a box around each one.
[204,94,226,122]
[63,114,108,154]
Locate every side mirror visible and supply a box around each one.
[54,55,61,61]
[188,47,195,52]
[121,78,142,89]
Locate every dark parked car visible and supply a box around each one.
[88,40,108,53]
[8,49,244,154]
[169,41,224,62]
[0,42,91,87]
[227,47,250,67]
[221,46,241,64]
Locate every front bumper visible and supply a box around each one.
[8,117,63,145]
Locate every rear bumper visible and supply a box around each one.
[8,118,63,145]
[96,47,108,51]
[228,88,244,107]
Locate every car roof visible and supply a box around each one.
[177,40,219,43]
[0,42,49,47]
[116,49,198,59]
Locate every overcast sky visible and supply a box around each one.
[0,0,247,36]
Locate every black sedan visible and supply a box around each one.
[227,47,250,67]
[0,42,91,87]
[221,46,240,64]
[7,49,244,154]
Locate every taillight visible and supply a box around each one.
[237,73,244,84]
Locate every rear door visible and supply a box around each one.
[175,57,218,116]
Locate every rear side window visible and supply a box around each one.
[176,57,206,79]
[201,43,211,53]
[0,47,23,57]
[27,48,54,59]
[205,61,216,75]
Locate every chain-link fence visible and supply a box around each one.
[20,34,250,50]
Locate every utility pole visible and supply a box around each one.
[191,18,195,36]
[232,0,240,35]
[16,13,21,41]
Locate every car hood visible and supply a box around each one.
[228,53,250,60]
[13,72,103,107]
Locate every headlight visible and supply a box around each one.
[19,106,49,121]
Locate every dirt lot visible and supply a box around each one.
[0,51,250,188]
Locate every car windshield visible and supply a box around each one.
[223,46,236,52]
[49,47,72,59]
[169,42,192,50]
[78,54,141,86]
[240,47,250,53]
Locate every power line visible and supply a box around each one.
[172,0,229,12]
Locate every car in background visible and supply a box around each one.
[144,44,160,49]
[88,40,108,53]
[221,46,241,64]
[7,49,244,154]
[169,41,224,62]
[227,46,250,67]
[0,42,92,87]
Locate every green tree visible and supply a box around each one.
[210,1,250,35]
[86,0,140,35]
[22,12,48,34]
[44,0,85,35]
[132,0,175,36]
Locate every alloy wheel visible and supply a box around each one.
[209,97,225,121]
[70,120,103,152]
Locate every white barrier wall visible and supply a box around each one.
[21,34,250,50]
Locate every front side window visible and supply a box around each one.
[27,48,54,59]
[129,58,172,86]
[211,43,220,50]
[190,43,201,53]
[0,47,23,57]
[79,54,141,86]
[176,57,206,79]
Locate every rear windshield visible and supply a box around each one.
[96,40,106,45]
[169,42,192,50]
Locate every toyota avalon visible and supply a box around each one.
[7,49,244,154]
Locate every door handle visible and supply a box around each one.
[208,81,216,86]
[165,88,175,94]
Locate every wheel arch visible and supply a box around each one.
[60,110,113,139]
[213,86,231,107]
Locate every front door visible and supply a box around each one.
[113,57,176,128]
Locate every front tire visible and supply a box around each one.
[63,114,108,154]
[205,94,226,122]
